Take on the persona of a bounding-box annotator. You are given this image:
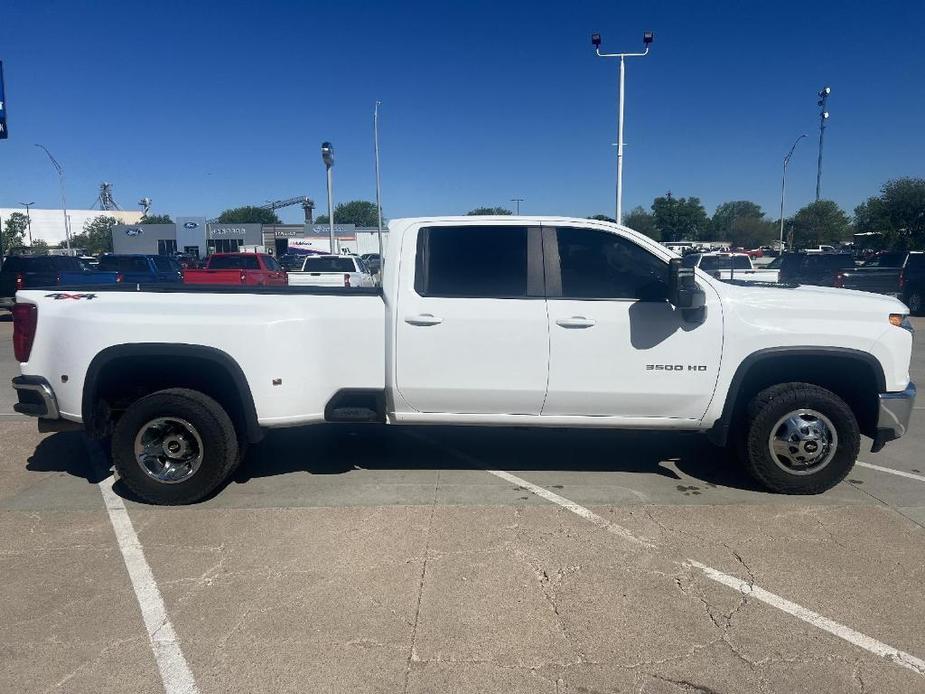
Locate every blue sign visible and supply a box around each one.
[0,61,7,140]
[183,221,199,229]
[125,228,144,236]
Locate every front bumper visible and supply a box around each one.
[872,382,917,452]
[11,376,60,419]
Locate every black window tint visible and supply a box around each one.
[556,227,668,300]
[416,226,528,298]
[264,256,282,272]
[302,257,356,272]
[733,256,751,270]
[151,256,174,272]
[878,253,906,267]
[208,256,244,270]
[681,254,700,268]
[2,256,25,272]
[908,254,925,270]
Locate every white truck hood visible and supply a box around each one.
[720,280,909,314]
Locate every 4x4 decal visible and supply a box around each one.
[44,293,98,301]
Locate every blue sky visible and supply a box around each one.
[1,0,923,223]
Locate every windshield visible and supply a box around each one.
[698,255,750,272]
[208,255,259,270]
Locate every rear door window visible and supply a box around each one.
[415,226,529,298]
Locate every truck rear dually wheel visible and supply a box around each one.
[741,382,859,494]
[111,388,239,505]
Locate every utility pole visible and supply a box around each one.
[321,142,336,253]
[510,198,524,215]
[35,144,72,254]
[779,134,807,252]
[19,201,34,246]
[815,86,831,201]
[374,101,384,259]
[591,31,654,223]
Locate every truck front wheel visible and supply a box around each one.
[111,388,239,505]
[741,382,860,494]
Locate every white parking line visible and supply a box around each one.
[482,467,925,677]
[487,469,655,548]
[99,476,199,694]
[856,461,925,483]
[689,560,925,675]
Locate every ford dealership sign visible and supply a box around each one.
[125,228,144,237]
[183,221,199,229]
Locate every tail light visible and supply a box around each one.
[344,273,351,287]
[15,273,24,291]
[834,272,845,288]
[240,270,247,284]
[55,272,62,286]
[116,273,124,284]
[12,304,38,362]
[899,268,906,291]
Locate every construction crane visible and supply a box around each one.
[207,196,315,223]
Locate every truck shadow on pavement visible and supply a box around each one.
[26,431,111,484]
[232,424,764,493]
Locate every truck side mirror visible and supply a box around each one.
[668,257,706,310]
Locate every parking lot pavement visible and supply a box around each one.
[1,317,925,692]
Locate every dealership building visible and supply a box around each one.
[111,220,386,257]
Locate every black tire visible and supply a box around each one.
[740,382,859,494]
[111,388,239,505]
[905,289,923,316]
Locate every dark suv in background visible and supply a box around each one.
[778,252,856,287]
[900,253,925,314]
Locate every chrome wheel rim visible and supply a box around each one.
[134,417,204,484]
[768,409,838,475]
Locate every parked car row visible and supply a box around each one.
[1,251,382,307]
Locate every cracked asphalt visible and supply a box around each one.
[1,315,924,693]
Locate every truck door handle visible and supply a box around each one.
[405,313,443,326]
[556,316,596,329]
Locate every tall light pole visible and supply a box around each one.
[510,198,524,215]
[35,144,72,254]
[18,201,34,246]
[321,142,336,253]
[780,134,807,252]
[815,86,830,201]
[592,31,654,224]
[373,101,384,259]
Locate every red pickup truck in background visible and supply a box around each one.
[182,253,288,286]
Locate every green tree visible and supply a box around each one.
[70,215,119,255]
[466,207,512,216]
[139,214,174,225]
[855,178,925,250]
[790,200,851,249]
[315,200,381,227]
[622,207,659,240]
[709,201,776,248]
[30,239,50,255]
[651,194,708,242]
[217,206,282,224]
[710,201,763,236]
[2,212,29,252]
[587,214,616,223]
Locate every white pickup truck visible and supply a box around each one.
[10,216,915,504]
[681,252,780,283]
[287,254,375,288]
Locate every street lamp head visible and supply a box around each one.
[321,141,334,168]
[591,32,602,48]
[643,31,654,46]
[822,112,830,119]
[820,86,831,96]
